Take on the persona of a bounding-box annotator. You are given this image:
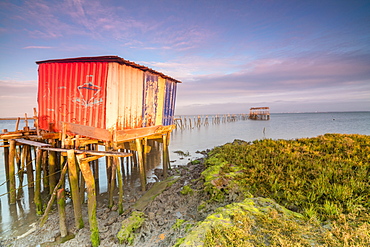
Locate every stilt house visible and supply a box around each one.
[36,56,181,143]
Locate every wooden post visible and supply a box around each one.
[92,144,99,179]
[34,148,43,214]
[24,113,28,128]
[108,157,117,209]
[67,150,84,229]
[25,145,34,187]
[8,140,16,204]
[143,136,148,175]
[92,145,100,195]
[48,149,57,193]
[57,188,68,238]
[34,108,40,136]
[42,150,49,193]
[105,145,112,191]
[2,129,10,188]
[79,171,86,204]
[162,134,168,178]
[135,138,146,191]
[61,122,66,149]
[114,156,124,214]
[15,117,20,131]
[17,145,26,199]
[79,155,100,247]
[40,163,68,226]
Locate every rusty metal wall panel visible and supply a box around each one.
[106,63,144,130]
[163,79,177,126]
[38,62,108,131]
[105,62,120,130]
[142,72,159,127]
[155,77,166,126]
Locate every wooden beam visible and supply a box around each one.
[14,139,51,147]
[40,147,132,157]
[114,125,175,143]
[63,122,112,142]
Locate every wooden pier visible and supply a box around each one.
[174,114,248,129]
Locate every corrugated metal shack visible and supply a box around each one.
[36,56,180,142]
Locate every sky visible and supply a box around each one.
[0,0,370,117]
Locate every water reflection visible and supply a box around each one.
[0,139,166,239]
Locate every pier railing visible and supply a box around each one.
[174,114,248,129]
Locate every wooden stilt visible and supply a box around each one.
[17,145,26,199]
[78,155,100,247]
[143,137,148,168]
[40,163,68,226]
[108,157,117,209]
[105,145,112,192]
[25,145,34,188]
[15,117,20,131]
[79,171,85,204]
[119,151,125,177]
[67,150,84,229]
[92,144,99,179]
[34,108,40,136]
[34,148,43,214]
[24,113,28,128]
[2,129,10,188]
[48,144,57,193]
[8,140,16,204]
[162,134,168,178]
[114,156,124,214]
[166,132,171,170]
[57,188,68,238]
[61,123,66,149]
[42,150,49,193]
[135,138,146,191]
[132,150,138,168]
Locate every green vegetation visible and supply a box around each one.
[117,211,145,245]
[182,197,330,246]
[180,185,194,195]
[172,219,187,230]
[198,134,370,246]
[190,159,201,165]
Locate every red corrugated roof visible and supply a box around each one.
[36,56,182,83]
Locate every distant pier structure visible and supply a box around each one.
[249,107,270,120]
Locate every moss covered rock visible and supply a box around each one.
[117,211,145,245]
[178,197,330,247]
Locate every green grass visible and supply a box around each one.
[200,134,370,246]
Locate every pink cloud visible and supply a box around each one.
[23,46,53,49]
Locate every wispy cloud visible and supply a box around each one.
[173,52,370,114]
[0,80,37,116]
[0,80,37,96]
[23,46,53,49]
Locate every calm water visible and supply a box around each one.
[169,112,370,163]
[0,112,369,238]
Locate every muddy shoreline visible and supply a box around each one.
[0,159,211,247]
